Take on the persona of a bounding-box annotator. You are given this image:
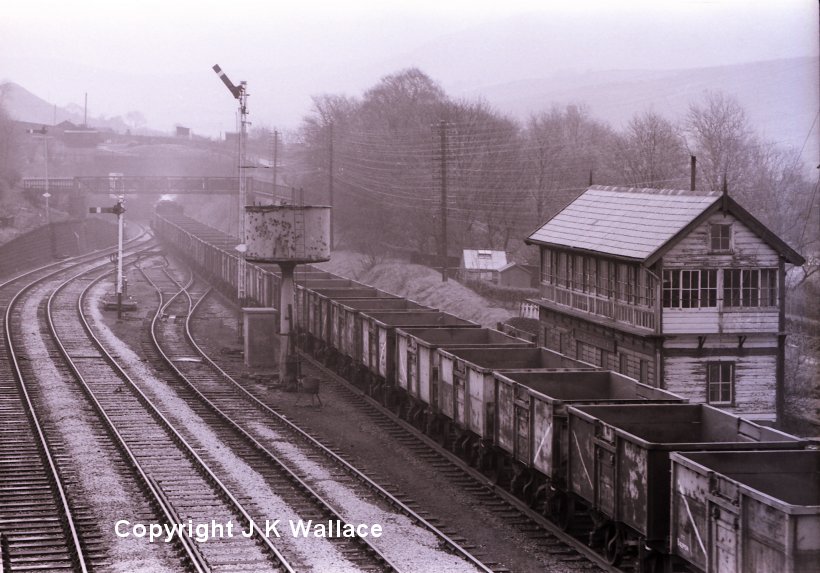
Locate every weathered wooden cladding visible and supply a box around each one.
[537,305,659,386]
[538,247,658,332]
[528,186,804,422]
[663,212,781,335]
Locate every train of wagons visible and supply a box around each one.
[152,203,819,573]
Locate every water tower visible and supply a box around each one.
[244,204,331,386]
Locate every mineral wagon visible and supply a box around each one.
[333,298,435,379]
[437,347,593,449]
[298,286,396,355]
[493,370,683,518]
[670,449,820,573]
[566,403,804,568]
[358,311,478,403]
[395,327,533,427]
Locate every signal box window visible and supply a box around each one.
[710,224,732,252]
[576,341,603,367]
[724,269,777,307]
[707,362,734,405]
[662,269,717,308]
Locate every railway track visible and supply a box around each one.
[296,357,627,572]
[138,258,494,573]
[45,255,294,572]
[180,282,621,571]
[1,233,155,572]
[184,287,616,572]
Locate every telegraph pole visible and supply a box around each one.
[328,121,334,250]
[438,120,448,282]
[43,129,50,224]
[272,129,278,198]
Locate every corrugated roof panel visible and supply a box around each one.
[528,185,721,260]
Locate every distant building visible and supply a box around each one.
[224,131,239,144]
[460,249,507,282]
[498,262,532,288]
[526,185,804,422]
[55,120,78,131]
[55,121,100,147]
[175,125,191,138]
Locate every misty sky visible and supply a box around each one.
[1,0,818,137]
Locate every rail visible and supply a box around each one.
[142,266,399,571]
[43,253,292,572]
[0,229,152,573]
[140,266,299,571]
[182,287,495,573]
[300,352,624,573]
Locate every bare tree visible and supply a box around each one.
[294,94,358,205]
[685,91,755,193]
[444,98,524,251]
[344,69,447,252]
[124,110,147,132]
[614,110,688,188]
[523,104,616,224]
[359,68,446,132]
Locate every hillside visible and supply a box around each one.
[459,57,819,173]
[0,81,132,132]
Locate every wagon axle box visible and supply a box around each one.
[670,450,819,573]
[566,404,804,546]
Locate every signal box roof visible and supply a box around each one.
[526,185,804,265]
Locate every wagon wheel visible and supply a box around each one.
[548,491,574,531]
[604,524,625,566]
[476,445,491,473]
[437,421,451,448]
[521,474,538,507]
[467,440,481,468]
[393,400,404,419]
[409,406,423,428]
[486,461,504,486]
[637,546,663,573]
[423,414,436,437]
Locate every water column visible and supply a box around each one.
[244,205,331,387]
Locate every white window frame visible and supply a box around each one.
[707,361,734,405]
[723,268,778,308]
[662,269,718,309]
[709,223,733,253]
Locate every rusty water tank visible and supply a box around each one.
[244,205,331,263]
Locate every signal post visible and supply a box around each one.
[90,196,129,318]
